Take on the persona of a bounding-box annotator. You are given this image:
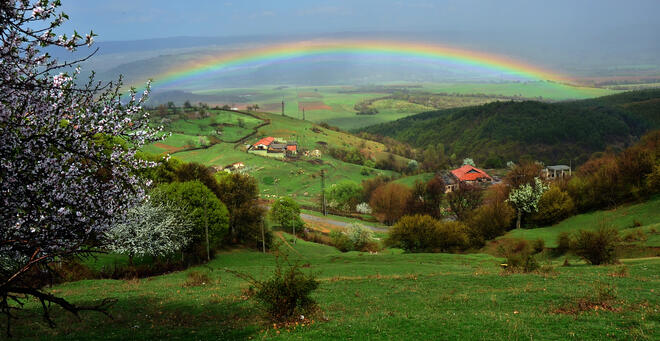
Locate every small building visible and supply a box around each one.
[268,143,287,153]
[450,165,493,185]
[544,165,571,179]
[286,143,298,157]
[252,137,275,150]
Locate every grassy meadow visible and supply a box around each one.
[145,109,402,206]
[12,235,659,340]
[188,82,619,130]
[503,196,660,249]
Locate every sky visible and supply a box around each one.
[60,0,660,42]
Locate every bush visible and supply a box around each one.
[329,230,353,252]
[228,256,319,320]
[531,186,575,226]
[325,181,363,212]
[151,181,230,260]
[555,232,571,255]
[498,239,540,273]
[386,215,470,253]
[355,202,372,214]
[270,197,305,231]
[467,200,515,243]
[531,239,545,254]
[570,227,620,265]
[346,223,376,251]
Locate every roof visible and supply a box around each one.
[253,137,274,147]
[451,165,492,182]
[287,145,297,151]
[547,165,570,171]
[269,143,286,149]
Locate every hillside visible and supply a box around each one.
[143,108,408,206]
[11,236,660,339]
[358,89,660,165]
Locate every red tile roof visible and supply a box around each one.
[286,145,297,151]
[451,165,492,182]
[253,136,274,147]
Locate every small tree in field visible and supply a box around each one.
[0,1,160,335]
[507,178,549,229]
[105,201,192,264]
[270,197,304,235]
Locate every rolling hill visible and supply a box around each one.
[358,89,660,165]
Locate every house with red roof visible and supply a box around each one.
[445,165,493,192]
[252,136,275,150]
[286,143,297,156]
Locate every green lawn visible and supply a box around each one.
[502,196,660,247]
[12,236,659,340]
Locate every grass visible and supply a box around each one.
[392,172,435,188]
[145,110,402,206]
[11,236,660,340]
[188,82,619,131]
[502,196,660,247]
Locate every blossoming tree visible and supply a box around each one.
[507,178,549,229]
[0,1,159,335]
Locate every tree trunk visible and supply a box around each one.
[516,211,522,229]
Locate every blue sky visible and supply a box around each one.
[60,0,660,41]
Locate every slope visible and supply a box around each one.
[358,89,660,164]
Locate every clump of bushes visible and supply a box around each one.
[498,239,542,273]
[531,186,575,226]
[386,215,470,253]
[228,256,319,320]
[552,226,621,265]
[570,227,620,265]
[329,223,379,252]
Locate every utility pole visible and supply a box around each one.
[321,169,327,216]
[205,209,210,261]
[261,220,266,253]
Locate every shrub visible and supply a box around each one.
[531,239,545,254]
[355,202,372,214]
[105,201,192,264]
[531,186,575,226]
[570,227,620,265]
[151,181,229,261]
[555,232,571,255]
[346,223,375,251]
[498,239,540,273]
[270,197,305,231]
[387,215,470,253]
[329,230,352,252]
[228,256,319,320]
[467,200,515,243]
[182,271,211,287]
[325,181,363,212]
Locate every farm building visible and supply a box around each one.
[444,165,493,192]
[268,143,287,153]
[543,165,571,179]
[252,137,275,150]
[224,162,245,172]
[286,142,298,156]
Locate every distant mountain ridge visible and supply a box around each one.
[358,89,660,165]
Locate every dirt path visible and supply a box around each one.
[300,213,388,232]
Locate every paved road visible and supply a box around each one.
[300,213,388,232]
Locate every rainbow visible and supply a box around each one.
[141,39,576,89]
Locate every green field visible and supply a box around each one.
[12,236,659,340]
[188,82,619,130]
[144,110,403,206]
[502,196,660,248]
